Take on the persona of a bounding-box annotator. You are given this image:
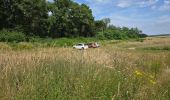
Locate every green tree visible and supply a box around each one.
[0,0,49,37]
[0,0,13,29]
[49,0,95,38]
[94,20,106,33]
[48,0,72,37]
[102,18,111,30]
[0,0,146,39]
[78,4,95,37]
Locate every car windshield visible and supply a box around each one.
[77,44,83,46]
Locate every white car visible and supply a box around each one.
[73,43,88,50]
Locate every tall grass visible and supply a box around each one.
[0,37,170,99]
[0,47,170,100]
[0,37,99,50]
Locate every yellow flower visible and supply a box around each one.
[149,80,156,85]
[135,70,143,76]
[149,74,154,79]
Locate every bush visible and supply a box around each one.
[0,29,26,42]
[139,34,148,38]
[97,30,126,40]
[96,32,106,40]
[0,43,12,50]
[8,42,34,50]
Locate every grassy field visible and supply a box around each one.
[0,37,170,100]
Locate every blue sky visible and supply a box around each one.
[49,0,170,35]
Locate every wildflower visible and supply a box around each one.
[135,70,143,77]
[149,80,156,85]
[149,74,154,79]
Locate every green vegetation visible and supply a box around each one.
[0,37,170,99]
[0,29,26,42]
[0,37,99,50]
[0,0,147,41]
[96,27,147,40]
[2,0,169,99]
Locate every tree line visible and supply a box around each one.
[0,0,147,40]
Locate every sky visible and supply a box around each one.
[49,0,170,35]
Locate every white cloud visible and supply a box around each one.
[76,0,170,34]
[116,0,159,8]
[164,0,170,4]
[137,0,159,7]
[151,5,157,9]
[117,0,132,8]
[107,13,170,35]
[85,0,112,4]
[90,0,110,2]
[78,0,160,9]
[159,0,170,11]
[157,15,170,23]
[116,0,134,8]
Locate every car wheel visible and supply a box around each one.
[82,47,84,50]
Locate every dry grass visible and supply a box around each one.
[118,36,170,49]
[0,37,170,99]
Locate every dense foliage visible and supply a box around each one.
[96,26,146,40]
[0,29,26,42]
[48,0,95,37]
[0,0,147,41]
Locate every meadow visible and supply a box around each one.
[0,36,170,100]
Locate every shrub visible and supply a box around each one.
[0,29,26,42]
[97,30,125,40]
[8,42,34,50]
[0,43,12,50]
[17,42,34,49]
[96,32,106,40]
